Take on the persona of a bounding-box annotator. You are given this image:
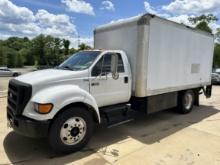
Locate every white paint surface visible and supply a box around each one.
[95,14,214,97]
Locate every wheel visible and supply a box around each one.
[48,106,94,153]
[13,73,18,77]
[178,90,195,114]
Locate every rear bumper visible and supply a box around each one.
[7,108,50,138]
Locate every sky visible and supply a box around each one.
[0,0,220,48]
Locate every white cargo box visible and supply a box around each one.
[94,14,214,97]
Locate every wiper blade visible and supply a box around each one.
[56,66,73,70]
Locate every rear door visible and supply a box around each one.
[89,53,130,107]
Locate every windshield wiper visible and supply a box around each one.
[56,66,73,71]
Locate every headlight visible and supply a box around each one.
[34,103,53,114]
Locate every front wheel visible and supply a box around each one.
[178,90,195,114]
[48,107,94,153]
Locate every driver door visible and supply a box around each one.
[89,53,130,107]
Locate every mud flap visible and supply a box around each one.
[203,85,212,98]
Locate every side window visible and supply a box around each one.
[92,57,103,76]
[117,54,125,73]
[91,53,125,77]
[91,54,112,76]
[103,53,125,73]
[102,54,112,73]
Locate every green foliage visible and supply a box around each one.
[188,14,218,33]
[31,35,66,66]
[0,34,92,68]
[214,44,220,68]
[0,46,8,66]
[189,14,218,24]
[69,47,77,54]
[6,48,17,68]
[63,39,70,55]
[16,53,24,67]
[3,37,30,51]
[195,21,212,33]
[216,28,220,43]
[78,43,92,50]
[44,36,64,66]
[32,34,47,65]
[19,48,34,65]
[0,37,34,67]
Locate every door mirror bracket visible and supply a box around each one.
[111,54,119,80]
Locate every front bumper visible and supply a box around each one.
[7,108,50,138]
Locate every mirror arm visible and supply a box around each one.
[111,54,119,80]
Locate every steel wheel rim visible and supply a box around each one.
[184,93,193,110]
[60,117,87,145]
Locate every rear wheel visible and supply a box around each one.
[178,90,195,114]
[48,107,94,153]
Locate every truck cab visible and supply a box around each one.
[7,50,132,153]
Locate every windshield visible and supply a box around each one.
[58,51,101,71]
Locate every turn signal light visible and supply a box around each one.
[34,103,53,114]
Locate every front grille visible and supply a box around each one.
[7,79,32,116]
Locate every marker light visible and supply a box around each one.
[34,103,53,114]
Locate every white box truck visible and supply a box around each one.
[7,14,214,153]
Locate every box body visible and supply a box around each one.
[94,14,214,97]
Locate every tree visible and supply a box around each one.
[0,34,74,68]
[4,37,25,51]
[188,14,218,33]
[44,36,64,66]
[32,34,47,65]
[216,28,220,43]
[196,21,212,33]
[19,48,35,65]
[69,48,76,55]
[6,48,17,68]
[16,53,24,67]
[63,39,70,55]
[214,44,220,68]
[0,46,7,66]
[78,43,91,50]
[189,14,218,24]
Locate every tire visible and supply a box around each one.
[48,106,94,153]
[13,73,18,77]
[178,90,195,114]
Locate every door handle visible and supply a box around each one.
[91,82,99,86]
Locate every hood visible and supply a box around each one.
[16,69,87,86]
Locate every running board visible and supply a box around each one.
[108,119,134,128]
[100,103,137,127]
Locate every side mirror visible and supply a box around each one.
[111,54,119,80]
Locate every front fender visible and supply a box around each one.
[23,85,100,122]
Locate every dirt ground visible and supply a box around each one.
[0,81,220,164]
